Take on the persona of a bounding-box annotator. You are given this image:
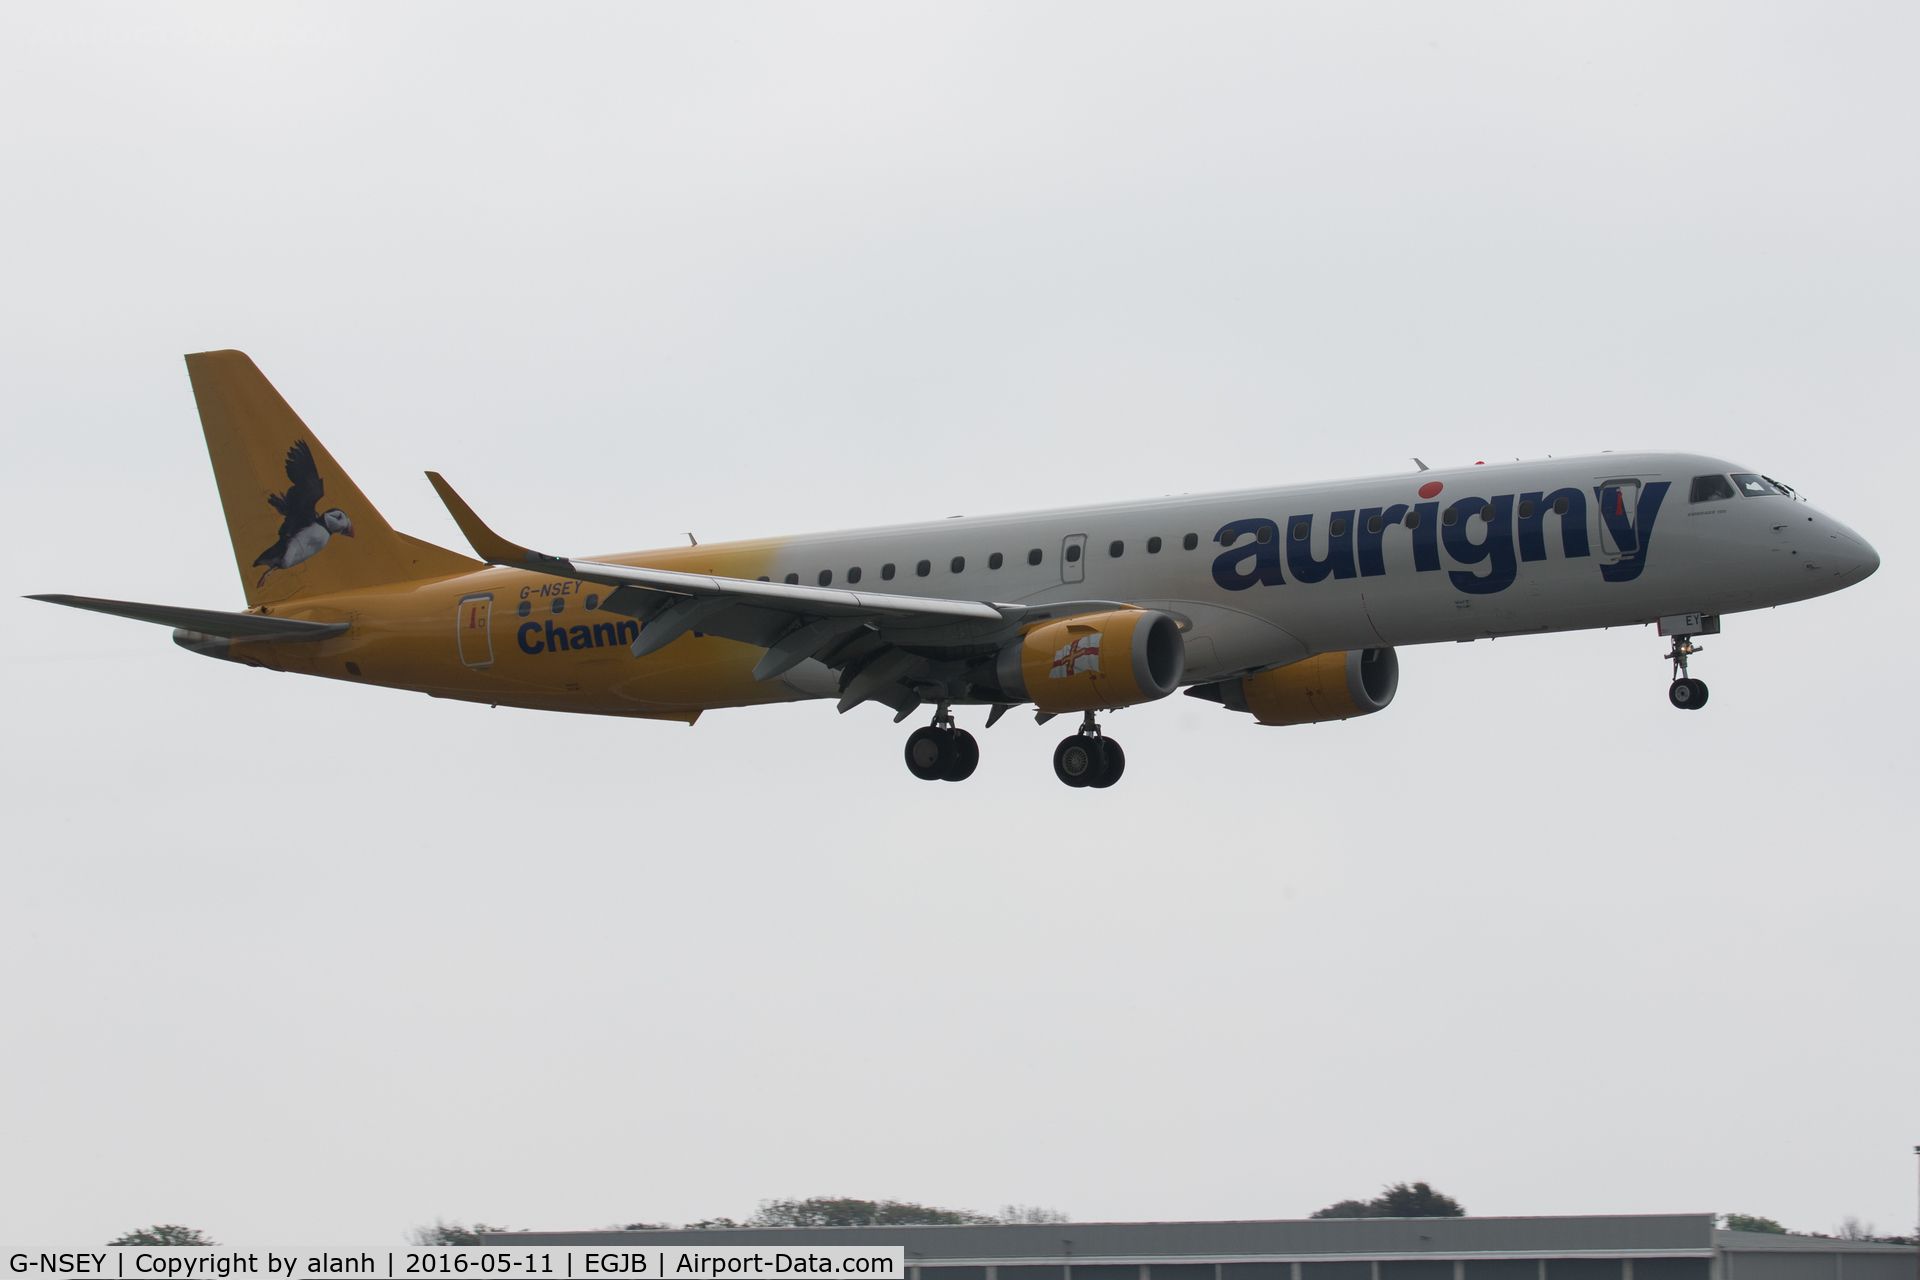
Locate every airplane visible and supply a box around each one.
[31,350,1881,789]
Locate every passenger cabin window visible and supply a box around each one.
[1480,504,1496,522]
[1065,544,1081,563]
[881,563,896,580]
[1553,496,1569,515]
[818,570,832,586]
[1292,522,1308,541]
[1367,515,1383,534]
[1027,548,1043,565]
[1182,533,1198,550]
[1405,510,1421,528]
[988,552,1003,570]
[847,566,861,584]
[1732,473,1785,498]
[1329,518,1347,537]
[1109,540,1124,558]
[784,573,799,584]
[1147,536,1162,553]
[950,556,965,573]
[1257,524,1274,543]
[1442,507,1458,526]
[1517,501,1533,519]
[916,559,931,577]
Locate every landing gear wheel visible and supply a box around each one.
[904,726,953,780]
[941,730,979,781]
[1664,632,1708,710]
[1087,737,1125,788]
[1668,678,1709,710]
[1053,735,1106,788]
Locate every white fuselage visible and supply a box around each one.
[746,451,1878,690]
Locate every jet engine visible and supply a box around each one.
[991,609,1186,713]
[1186,647,1398,726]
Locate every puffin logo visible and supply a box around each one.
[253,441,355,586]
[1051,632,1102,678]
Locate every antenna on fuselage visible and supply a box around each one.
[1412,458,1430,471]
[687,533,698,546]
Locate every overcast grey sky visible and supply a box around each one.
[2,2,1916,1248]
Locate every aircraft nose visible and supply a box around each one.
[1848,534,1880,580]
[1828,524,1879,582]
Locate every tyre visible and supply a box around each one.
[941,729,980,781]
[1668,680,1697,710]
[1087,737,1126,788]
[1053,735,1105,787]
[1686,678,1709,709]
[904,726,953,780]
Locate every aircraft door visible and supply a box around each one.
[457,593,494,666]
[1061,533,1087,584]
[1597,479,1642,557]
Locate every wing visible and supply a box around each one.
[425,472,1132,717]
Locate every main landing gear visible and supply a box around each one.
[1053,711,1125,789]
[900,705,1128,788]
[1665,633,1709,711]
[903,705,979,782]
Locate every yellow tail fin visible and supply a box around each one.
[186,350,479,606]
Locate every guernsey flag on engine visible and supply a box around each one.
[1051,632,1102,678]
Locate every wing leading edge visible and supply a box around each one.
[425,470,1001,621]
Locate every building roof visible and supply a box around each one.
[483,1215,1895,1260]
[1716,1232,1914,1256]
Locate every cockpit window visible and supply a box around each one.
[1690,474,1736,503]
[1762,474,1797,498]
[1731,473,1785,498]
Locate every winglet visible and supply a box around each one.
[425,472,550,566]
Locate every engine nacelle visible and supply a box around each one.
[1187,647,1398,726]
[993,609,1186,713]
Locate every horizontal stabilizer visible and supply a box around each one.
[26,594,349,641]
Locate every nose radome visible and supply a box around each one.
[1828,524,1880,581]
[1849,535,1881,580]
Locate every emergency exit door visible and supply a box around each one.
[1061,533,1088,584]
[457,593,494,667]
[1597,479,1642,557]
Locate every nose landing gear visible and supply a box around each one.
[1054,711,1126,788]
[1665,633,1709,711]
[903,704,979,781]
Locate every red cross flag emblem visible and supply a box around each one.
[1050,632,1103,679]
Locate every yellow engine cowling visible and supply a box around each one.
[1189,647,1399,726]
[993,609,1186,713]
